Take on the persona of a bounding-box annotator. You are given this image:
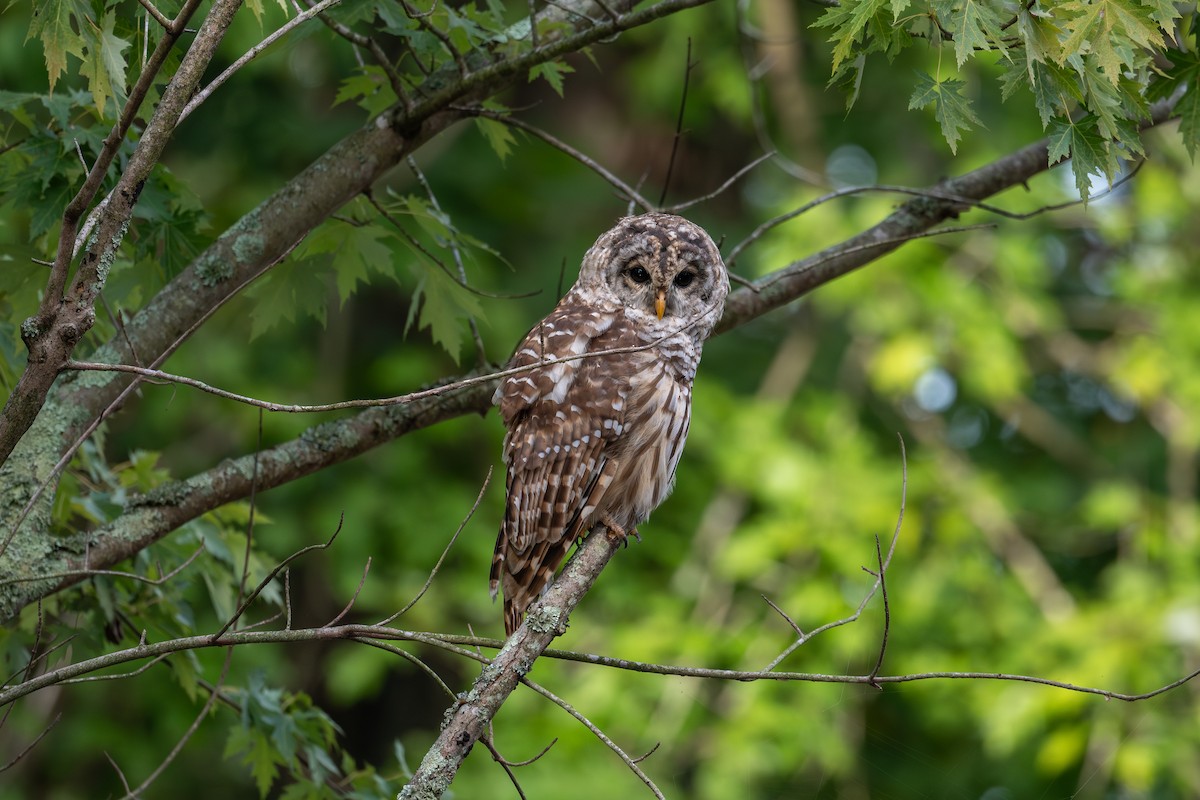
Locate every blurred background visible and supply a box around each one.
[2,0,1200,797]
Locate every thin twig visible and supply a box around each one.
[863,533,889,687]
[0,543,206,588]
[135,0,173,30]
[302,0,411,109]
[325,557,372,627]
[211,514,345,640]
[377,467,492,626]
[62,304,720,415]
[726,164,1144,266]
[521,678,665,799]
[357,639,456,699]
[179,0,347,123]
[763,434,907,671]
[0,712,61,773]
[234,410,264,631]
[479,736,529,800]
[122,648,233,798]
[399,0,469,78]
[665,151,774,213]
[5,622,1200,709]
[754,224,996,291]
[761,594,805,638]
[461,107,654,212]
[631,742,661,765]
[59,654,171,685]
[490,736,559,767]
[105,752,133,797]
[658,37,694,209]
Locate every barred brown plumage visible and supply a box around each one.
[490,213,728,635]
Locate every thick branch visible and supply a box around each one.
[398,529,623,799]
[0,374,494,620]
[716,97,1180,334]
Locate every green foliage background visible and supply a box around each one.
[2,0,1200,797]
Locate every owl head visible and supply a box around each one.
[576,213,728,342]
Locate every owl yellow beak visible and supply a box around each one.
[654,290,667,320]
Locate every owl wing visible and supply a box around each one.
[490,300,636,634]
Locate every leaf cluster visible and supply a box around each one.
[816,0,1197,195]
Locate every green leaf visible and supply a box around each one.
[333,66,398,116]
[814,0,888,74]
[78,12,130,115]
[26,0,89,90]
[1048,116,1119,199]
[244,258,331,339]
[296,220,396,306]
[949,0,1007,66]
[908,72,981,154]
[226,726,282,798]
[474,116,517,163]
[1058,0,1165,85]
[1017,7,1062,68]
[831,54,867,113]
[1177,84,1200,161]
[529,61,573,96]
[407,265,484,362]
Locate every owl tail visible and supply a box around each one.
[503,601,523,637]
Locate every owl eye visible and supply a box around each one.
[627,266,651,284]
[673,271,696,288]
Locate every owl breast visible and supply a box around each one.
[598,329,698,531]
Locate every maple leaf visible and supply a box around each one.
[79,12,130,115]
[26,0,90,91]
[909,72,982,154]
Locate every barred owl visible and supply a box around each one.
[490,213,729,635]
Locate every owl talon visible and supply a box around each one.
[599,514,640,547]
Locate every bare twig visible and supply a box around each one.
[4,620,1199,709]
[234,410,264,630]
[479,736,530,800]
[179,0,348,123]
[120,648,233,798]
[863,533,889,687]
[490,736,559,767]
[0,543,205,588]
[631,742,661,765]
[763,434,907,671]
[136,0,174,30]
[726,163,1145,267]
[665,151,775,213]
[0,712,61,773]
[377,467,492,626]
[761,594,804,638]
[211,514,345,640]
[659,37,695,209]
[104,751,133,796]
[754,224,996,291]
[462,107,654,212]
[59,654,171,685]
[520,678,665,799]
[62,306,719,415]
[325,557,372,627]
